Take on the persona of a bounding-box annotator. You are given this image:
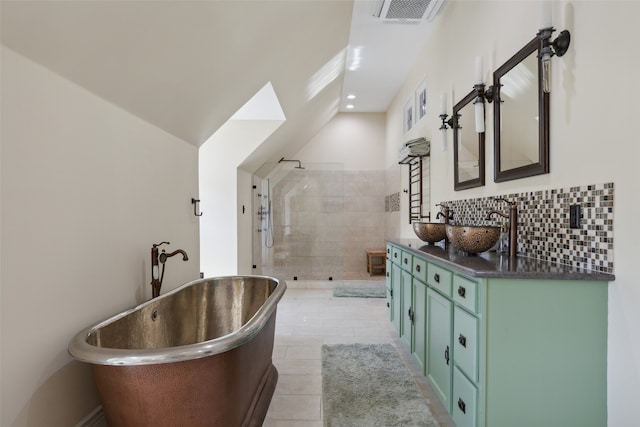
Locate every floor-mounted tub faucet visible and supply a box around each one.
[485,198,518,258]
[151,242,189,298]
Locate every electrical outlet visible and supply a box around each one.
[570,204,581,229]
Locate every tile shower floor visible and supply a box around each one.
[262,279,455,427]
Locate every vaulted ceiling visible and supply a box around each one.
[1,0,438,172]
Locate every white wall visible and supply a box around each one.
[199,120,284,276]
[0,47,200,426]
[385,1,640,425]
[294,112,386,170]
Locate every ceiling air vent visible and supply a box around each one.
[372,0,445,22]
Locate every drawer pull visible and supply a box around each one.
[444,345,450,365]
[404,257,408,264]
[394,253,398,258]
[407,307,414,323]
[457,286,466,298]
[386,271,390,277]
[457,398,466,414]
[390,289,393,297]
[458,334,467,348]
[434,273,440,283]
[416,264,421,273]
[386,302,390,308]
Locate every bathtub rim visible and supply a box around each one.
[67,275,286,366]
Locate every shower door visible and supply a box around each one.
[253,162,345,280]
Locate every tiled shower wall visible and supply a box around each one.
[441,182,614,273]
[259,169,386,280]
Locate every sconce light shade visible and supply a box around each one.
[474,98,485,133]
[542,53,552,93]
[539,29,571,93]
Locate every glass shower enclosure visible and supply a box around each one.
[252,162,345,280]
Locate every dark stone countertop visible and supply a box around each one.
[387,238,615,282]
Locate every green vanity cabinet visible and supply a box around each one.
[426,287,453,412]
[386,244,428,372]
[386,240,611,427]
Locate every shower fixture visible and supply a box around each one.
[278,157,305,169]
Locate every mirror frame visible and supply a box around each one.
[453,89,485,191]
[493,36,549,182]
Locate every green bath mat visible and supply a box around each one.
[332,288,386,298]
[321,343,438,427]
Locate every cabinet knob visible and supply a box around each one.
[457,398,466,414]
[386,302,390,308]
[386,272,389,277]
[390,289,393,297]
[458,334,467,348]
[416,264,421,272]
[404,257,408,264]
[457,286,466,298]
[407,307,414,323]
[434,273,440,283]
[444,345,450,365]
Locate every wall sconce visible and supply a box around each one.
[472,56,494,134]
[538,1,571,93]
[439,93,452,151]
[538,28,570,93]
[439,97,461,152]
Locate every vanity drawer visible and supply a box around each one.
[454,306,478,382]
[427,263,452,297]
[452,367,478,427]
[401,251,413,272]
[391,246,402,265]
[412,257,427,282]
[453,275,478,313]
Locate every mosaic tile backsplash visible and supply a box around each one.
[441,182,614,273]
[385,192,400,213]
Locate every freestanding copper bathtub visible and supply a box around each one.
[68,275,286,427]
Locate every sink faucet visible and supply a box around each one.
[150,242,189,298]
[436,203,454,224]
[485,198,518,258]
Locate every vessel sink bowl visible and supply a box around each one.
[446,224,500,254]
[413,222,447,243]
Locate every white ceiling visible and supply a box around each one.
[340,0,442,113]
[1,0,444,170]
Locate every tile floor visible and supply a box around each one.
[262,279,455,427]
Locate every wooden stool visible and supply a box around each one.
[366,250,386,276]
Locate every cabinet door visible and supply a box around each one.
[412,278,428,374]
[385,259,392,321]
[427,288,453,411]
[400,270,413,348]
[391,263,402,335]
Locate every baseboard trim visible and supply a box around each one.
[75,406,106,427]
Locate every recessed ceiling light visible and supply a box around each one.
[347,94,356,99]
[346,104,355,109]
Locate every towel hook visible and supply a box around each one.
[191,198,203,216]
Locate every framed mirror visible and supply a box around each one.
[453,89,485,190]
[494,36,549,182]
